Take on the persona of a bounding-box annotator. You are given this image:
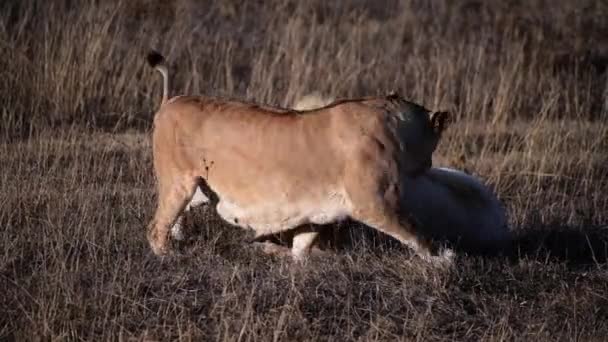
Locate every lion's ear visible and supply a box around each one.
[430,111,450,136]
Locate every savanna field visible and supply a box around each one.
[1,0,608,340]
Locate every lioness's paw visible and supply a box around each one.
[420,248,455,267]
[149,242,170,256]
[438,248,456,264]
[147,229,171,256]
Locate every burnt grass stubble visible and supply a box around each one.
[1,0,608,340]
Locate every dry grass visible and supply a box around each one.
[1,0,608,340]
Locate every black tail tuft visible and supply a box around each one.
[146,50,165,68]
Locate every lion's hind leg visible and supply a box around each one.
[170,185,209,241]
[253,241,292,258]
[251,225,324,262]
[291,226,322,261]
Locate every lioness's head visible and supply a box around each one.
[292,92,451,177]
[391,95,450,176]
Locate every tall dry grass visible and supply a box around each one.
[1,0,608,340]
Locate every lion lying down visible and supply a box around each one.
[145,51,451,263]
[401,167,511,252]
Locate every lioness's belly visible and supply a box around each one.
[215,189,351,235]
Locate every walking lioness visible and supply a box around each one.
[145,51,451,262]
[293,94,511,254]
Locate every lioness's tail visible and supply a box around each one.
[146,50,169,106]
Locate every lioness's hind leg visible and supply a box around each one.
[148,176,198,256]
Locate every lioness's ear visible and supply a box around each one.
[430,111,450,136]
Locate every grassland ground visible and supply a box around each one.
[1,0,608,340]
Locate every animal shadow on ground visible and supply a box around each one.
[509,223,608,267]
[175,204,608,269]
[319,221,608,269]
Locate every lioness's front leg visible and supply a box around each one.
[352,206,452,264]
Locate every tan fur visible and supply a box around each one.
[145,52,451,263]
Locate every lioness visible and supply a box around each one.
[145,51,450,262]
